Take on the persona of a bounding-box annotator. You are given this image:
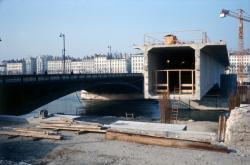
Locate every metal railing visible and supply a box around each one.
[0,73,143,84]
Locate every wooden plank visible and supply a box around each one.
[39,125,103,132]
[179,71,181,94]
[181,84,194,87]
[156,84,168,87]
[0,130,62,140]
[40,120,102,127]
[181,90,193,93]
[106,131,229,153]
[167,70,169,92]
[77,129,106,135]
[40,123,101,130]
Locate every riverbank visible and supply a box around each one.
[0,115,250,165]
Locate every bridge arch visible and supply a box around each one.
[0,73,143,115]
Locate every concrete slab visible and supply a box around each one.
[109,120,187,132]
[108,120,216,143]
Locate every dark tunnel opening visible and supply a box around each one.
[148,47,195,94]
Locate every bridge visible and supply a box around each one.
[0,73,143,115]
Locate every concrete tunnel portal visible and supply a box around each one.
[148,46,195,95]
[141,42,229,100]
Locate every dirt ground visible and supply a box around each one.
[0,120,250,165]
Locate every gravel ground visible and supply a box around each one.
[0,119,250,165]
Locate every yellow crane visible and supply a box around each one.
[220,9,250,84]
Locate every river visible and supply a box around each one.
[30,92,224,122]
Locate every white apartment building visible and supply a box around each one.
[71,60,83,74]
[25,57,36,74]
[93,55,128,73]
[70,58,95,74]
[6,61,25,75]
[229,53,250,74]
[94,56,109,73]
[82,58,95,73]
[36,56,48,74]
[131,54,144,73]
[109,58,127,73]
[47,60,71,74]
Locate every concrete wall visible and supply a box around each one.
[199,49,225,98]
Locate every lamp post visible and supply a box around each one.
[59,33,66,74]
[108,45,112,73]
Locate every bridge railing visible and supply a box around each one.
[0,73,143,84]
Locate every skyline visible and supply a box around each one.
[0,0,250,61]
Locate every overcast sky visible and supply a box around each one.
[0,0,249,60]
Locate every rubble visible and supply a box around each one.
[225,105,250,156]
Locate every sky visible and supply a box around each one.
[0,0,249,60]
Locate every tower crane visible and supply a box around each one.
[220,9,250,84]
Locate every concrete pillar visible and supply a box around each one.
[143,47,150,99]
[194,47,201,100]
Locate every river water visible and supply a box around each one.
[31,92,224,122]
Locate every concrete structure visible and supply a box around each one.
[136,41,229,100]
[0,73,143,115]
[131,54,144,73]
[25,57,36,74]
[6,61,25,75]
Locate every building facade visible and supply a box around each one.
[229,53,250,74]
[25,57,36,74]
[6,61,25,75]
[131,54,144,73]
[94,56,109,73]
[1,54,135,75]
[109,58,127,73]
[47,59,71,74]
[36,56,49,74]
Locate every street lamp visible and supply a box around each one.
[59,33,66,74]
[108,45,112,73]
[108,45,111,56]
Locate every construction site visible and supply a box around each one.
[1,5,250,165]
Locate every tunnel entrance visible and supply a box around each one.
[148,46,195,95]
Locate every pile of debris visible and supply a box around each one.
[225,105,250,156]
[0,116,106,140]
[38,117,106,135]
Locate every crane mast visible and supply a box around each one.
[220,9,250,84]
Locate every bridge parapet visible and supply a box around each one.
[0,73,143,84]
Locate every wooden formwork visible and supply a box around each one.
[155,69,195,95]
[106,131,229,153]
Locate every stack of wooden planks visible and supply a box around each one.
[37,117,106,135]
[106,121,229,153]
[0,127,62,140]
